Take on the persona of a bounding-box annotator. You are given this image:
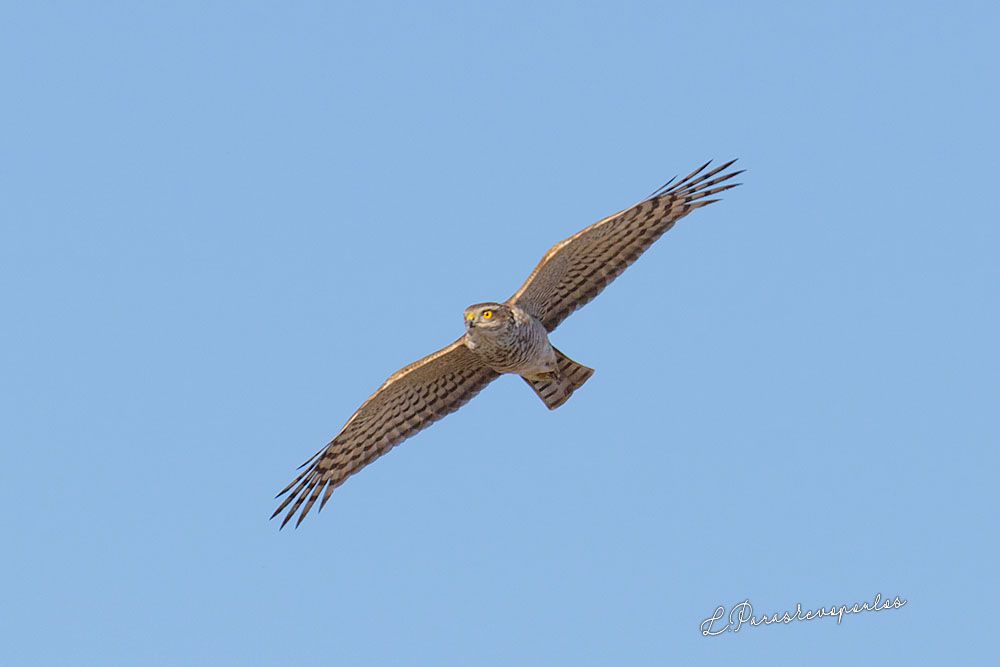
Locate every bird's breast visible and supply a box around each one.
[465,319,553,375]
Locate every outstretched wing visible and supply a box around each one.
[273,338,498,528]
[509,159,742,331]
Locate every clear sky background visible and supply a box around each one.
[2,2,998,665]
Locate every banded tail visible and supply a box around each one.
[523,347,594,410]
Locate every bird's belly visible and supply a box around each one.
[470,335,555,376]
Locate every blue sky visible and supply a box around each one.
[2,2,998,665]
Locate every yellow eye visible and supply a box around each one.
[466,312,475,321]
[482,310,493,320]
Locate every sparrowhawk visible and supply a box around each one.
[272,159,742,527]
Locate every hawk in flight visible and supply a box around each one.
[273,159,742,527]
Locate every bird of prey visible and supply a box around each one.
[273,159,742,527]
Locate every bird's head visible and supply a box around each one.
[464,302,511,334]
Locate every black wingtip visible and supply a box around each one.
[648,175,678,198]
[297,450,322,470]
[650,158,744,201]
